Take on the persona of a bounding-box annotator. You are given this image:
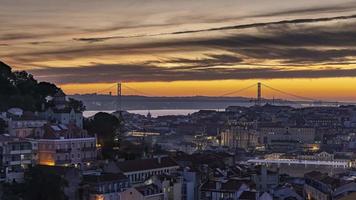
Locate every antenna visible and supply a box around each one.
[117,82,122,111]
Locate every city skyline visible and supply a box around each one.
[2,0,356,100]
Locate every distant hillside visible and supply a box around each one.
[70,94,256,110]
[0,61,79,111]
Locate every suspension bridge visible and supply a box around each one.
[92,82,356,111]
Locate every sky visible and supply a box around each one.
[1,0,356,101]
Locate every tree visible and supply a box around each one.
[0,118,7,134]
[68,98,86,112]
[0,60,83,112]
[0,61,16,95]
[23,166,68,200]
[84,112,121,159]
[1,182,24,200]
[36,82,60,97]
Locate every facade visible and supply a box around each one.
[115,157,180,185]
[0,135,36,182]
[180,169,199,200]
[304,171,356,200]
[148,174,183,200]
[259,127,316,144]
[200,179,251,200]
[251,166,279,192]
[82,172,130,200]
[297,151,335,161]
[41,91,84,128]
[42,108,83,129]
[35,124,96,167]
[220,126,259,150]
[120,184,164,200]
[4,111,47,138]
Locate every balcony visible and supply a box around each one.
[56,148,71,153]
[10,149,32,154]
[55,159,72,165]
[82,157,96,162]
[81,147,96,151]
[9,160,32,165]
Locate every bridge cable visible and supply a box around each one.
[261,83,317,101]
[122,84,153,96]
[94,83,117,94]
[219,83,257,97]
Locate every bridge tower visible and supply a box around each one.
[117,82,122,111]
[257,82,262,106]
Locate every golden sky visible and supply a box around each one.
[1,0,356,101]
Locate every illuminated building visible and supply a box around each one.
[35,123,96,168]
[220,126,259,151]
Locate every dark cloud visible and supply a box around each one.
[7,14,356,85]
[74,14,356,43]
[234,48,356,64]
[7,20,356,71]
[252,3,356,17]
[0,33,39,41]
[160,54,243,68]
[27,61,356,84]
[28,41,55,45]
[14,24,356,63]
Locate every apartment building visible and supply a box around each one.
[0,134,36,182]
[35,123,96,168]
[115,157,179,185]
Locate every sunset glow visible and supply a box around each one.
[2,0,356,101]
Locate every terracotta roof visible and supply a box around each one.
[41,123,89,139]
[117,157,179,173]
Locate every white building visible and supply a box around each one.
[147,174,183,200]
[42,107,83,129]
[112,157,180,185]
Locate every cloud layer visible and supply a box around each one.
[2,0,356,87]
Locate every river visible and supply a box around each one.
[83,109,222,118]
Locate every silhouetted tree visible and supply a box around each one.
[24,166,68,200]
[68,98,86,112]
[0,60,82,112]
[0,118,7,134]
[84,112,121,159]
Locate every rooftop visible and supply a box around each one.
[116,156,179,173]
[83,172,128,184]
